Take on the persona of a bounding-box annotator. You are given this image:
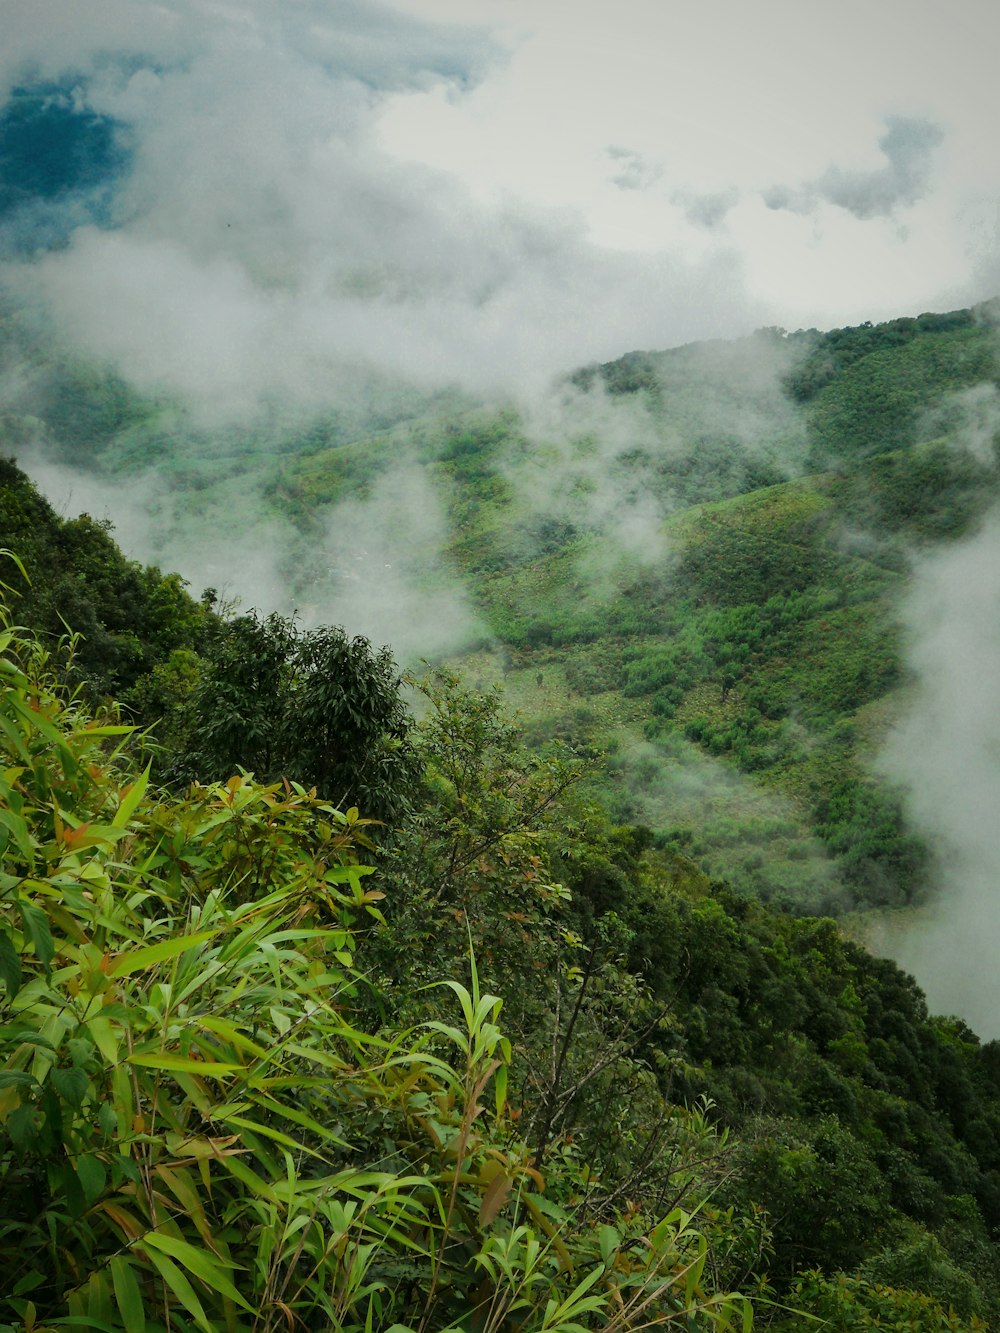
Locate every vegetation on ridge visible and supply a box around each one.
[2,551,1000,1326]
[4,302,1000,1324]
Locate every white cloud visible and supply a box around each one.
[3,0,1000,673]
[3,0,997,438]
[878,513,1000,1036]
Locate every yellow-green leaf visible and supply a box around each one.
[127,1052,244,1077]
[141,1232,252,1311]
[112,764,151,828]
[108,930,217,977]
[110,1255,146,1333]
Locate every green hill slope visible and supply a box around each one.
[3,303,999,916]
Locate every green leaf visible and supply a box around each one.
[0,1070,35,1090]
[0,710,31,764]
[109,1257,145,1333]
[76,1154,107,1206]
[0,805,34,862]
[7,692,68,751]
[85,1014,120,1067]
[141,1249,210,1332]
[18,900,53,968]
[127,1052,244,1077]
[51,1066,89,1109]
[11,1269,45,1297]
[598,1225,621,1266]
[0,930,22,997]
[494,1062,507,1118]
[47,1318,120,1331]
[141,1232,252,1311]
[98,1102,116,1139]
[7,1103,38,1149]
[112,764,151,829]
[107,929,217,977]
[52,1160,86,1220]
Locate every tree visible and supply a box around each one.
[169,612,419,822]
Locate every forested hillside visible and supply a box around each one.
[3,303,1000,1326]
[3,555,1000,1330]
[5,304,999,918]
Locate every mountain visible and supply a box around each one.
[5,302,1000,1325]
[4,304,999,921]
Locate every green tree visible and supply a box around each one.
[170,611,419,821]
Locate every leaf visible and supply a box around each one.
[598,1225,621,1266]
[0,1070,36,1090]
[6,1104,39,1149]
[194,1016,268,1058]
[478,1171,513,1228]
[85,1015,119,1067]
[51,1066,89,1109]
[18,901,53,968]
[0,929,21,997]
[0,710,31,764]
[107,930,217,977]
[0,805,35,862]
[141,1232,252,1311]
[7,692,68,751]
[76,1154,107,1206]
[46,1318,120,1331]
[217,1154,278,1200]
[493,1062,507,1118]
[141,1248,211,1333]
[127,1052,244,1077]
[109,1256,145,1333]
[112,764,151,829]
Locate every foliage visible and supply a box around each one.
[166,610,420,821]
[10,297,1000,1322]
[770,1269,986,1331]
[0,456,213,701]
[0,607,757,1332]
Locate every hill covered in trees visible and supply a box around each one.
[3,558,1000,1329]
[4,302,1000,1326]
[5,303,1000,920]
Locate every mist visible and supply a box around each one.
[874,383,1000,1036]
[0,0,780,654]
[0,0,766,423]
[876,519,1000,1036]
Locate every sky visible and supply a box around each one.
[1,0,999,414]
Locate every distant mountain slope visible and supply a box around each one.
[2,302,999,913]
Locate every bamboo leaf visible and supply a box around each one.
[141,1248,211,1332]
[0,805,34,861]
[194,1016,268,1059]
[108,930,217,977]
[141,1232,252,1311]
[493,1062,507,1118]
[112,764,151,828]
[0,710,31,764]
[85,1014,119,1067]
[127,1052,244,1077]
[109,1256,145,1333]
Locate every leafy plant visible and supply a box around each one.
[0,605,757,1331]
